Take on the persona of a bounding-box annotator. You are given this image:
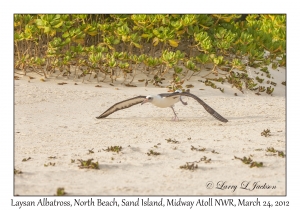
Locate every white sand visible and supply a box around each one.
[14,66,285,195]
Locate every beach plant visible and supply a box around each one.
[14,14,285,92]
[185,84,194,88]
[199,156,211,163]
[168,70,185,91]
[266,147,286,158]
[184,59,201,80]
[234,156,263,168]
[180,162,198,171]
[57,82,67,85]
[88,148,94,154]
[191,145,206,152]
[44,162,56,167]
[234,156,252,164]
[147,150,160,156]
[56,188,66,196]
[14,168,23,175]
[255,76,264,83]
[22,157,31,162]
[77,159,99,169]
[165,138,180,144]
[277,151,286,158]
[125,54,146,84]
[103,146,122,153]
[211,150,219,154]
[261,129,271,137]
[250,162,263,168]
[258,86,266,93]
[180,156,211,171]
[266,86,274,95]
[205,80,217,89]
[266,147,276,153]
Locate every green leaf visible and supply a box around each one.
[174,66,183,74]
[62,32,69,38]
[132,42,142,49]
[87,30,98,36]
[35,19,44,27]
[141,34,149,38]
[153,29,159,36]
[73,38,85,44]
[113,39,120,45]
[153,37,159,46]
[44,27,50,33]
[53,21,63,28]
[63,38,71,45]
[168,39,179,47]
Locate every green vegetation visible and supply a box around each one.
[234,156,263,168]
[14,168,22,175]
[147,150,161,156]
[255,76,264,83]
[56,188,66,196]
[180,156,211,171]
[103,146,122,153]
[180,162,198,171]
[14,14,285,92]
[250,162,263,168]
[22,157,31,162]
[266,147,286,158]
[261,129,271,137]
[165,138,180,144]
[77,158,99,169]
[44,162,56,167]
[211,150,219,154]
[191,145,206,151]
[88,148,94,154]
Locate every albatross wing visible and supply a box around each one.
[96,96,146,119]
[165,92,228,123]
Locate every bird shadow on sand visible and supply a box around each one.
[94,115,282,125]
[95,116,216,121]
[228,115,282,122]
[98,163,161,171]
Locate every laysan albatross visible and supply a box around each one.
[96,91,228,122]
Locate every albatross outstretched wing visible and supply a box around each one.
[96,96,146,119]
[165,92,228,122]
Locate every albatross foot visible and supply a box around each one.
[172,116,180,121]
[170,106,180,121]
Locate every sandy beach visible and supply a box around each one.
[14,66,286,195]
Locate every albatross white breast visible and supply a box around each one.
[96,91,228,123]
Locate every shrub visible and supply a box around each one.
[14,14,286,92]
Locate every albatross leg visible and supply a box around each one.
[171,106,179,121]
[180,96,188,105]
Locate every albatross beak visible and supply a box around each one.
[141,98,149,105]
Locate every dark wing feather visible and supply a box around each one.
[96,96,146,119]
[158,93,172,98]
[158,89,190,98]
[165,92,228,123]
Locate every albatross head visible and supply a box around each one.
[141,95,154,105]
